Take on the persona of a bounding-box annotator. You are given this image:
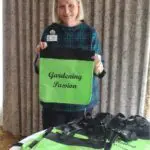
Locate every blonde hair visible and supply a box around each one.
[52,0,84,23]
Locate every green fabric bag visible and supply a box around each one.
[20,127,150,150]
[13,112,150,150]
[111,139,150,150]
[39,48,95,105]
[21,127,104,150]
[24,139,150,150]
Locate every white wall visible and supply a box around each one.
[0,0,3,126]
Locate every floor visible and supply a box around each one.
[0,127,21,150]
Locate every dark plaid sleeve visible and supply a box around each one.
[92,29,105,64]
[91,30,101,54]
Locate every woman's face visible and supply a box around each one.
[57,0,80,26]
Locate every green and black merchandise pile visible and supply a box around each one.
[13,113,150,150]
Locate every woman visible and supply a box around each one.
[35,0,105,129]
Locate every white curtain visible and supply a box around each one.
[3,0,150,136]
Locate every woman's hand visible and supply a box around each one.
[93,54,104,75]
[35,42,48,53]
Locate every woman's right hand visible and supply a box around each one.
[35,42,48,53]
[93,54,104,75]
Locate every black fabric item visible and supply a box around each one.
[95,112,113,127]
[80,112,113,128]
[57,120,85,140]
[107,113,126,130]
[18,112,150,150]
[42,108,84,129]
[125,115,150,139]
[104,132,118,150]
[29,140,41,148]
[76,112,113,139]
[44,112,113,149]
[104,114,150,150]
[12,142,23,147]
[118,129,137,141]
[40,47,95,61]
[44,114,107,149]
[96,70,106,78]
[104,113,126,150]
[45,131,106,149]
